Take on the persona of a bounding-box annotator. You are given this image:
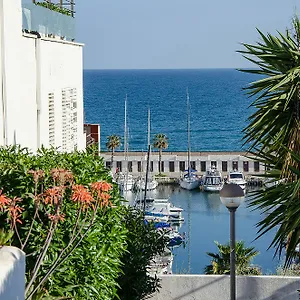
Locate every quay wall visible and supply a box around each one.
[150,275,300,300]
[0,246,25,300]
[101,151,265,178]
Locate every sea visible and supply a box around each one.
[83,69,281,274]
[83,69,258,152]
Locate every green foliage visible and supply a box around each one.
[277,263,300,276]
[239,15,300,267]
[0,229,14,246]
[35,2,72,16]
[204,241,261,275]
[115,207,168,300]
[0,145,127,299]
[106,135,121,167]
[152,134,168,174]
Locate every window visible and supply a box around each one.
[128,161,133,172]
[138,161,142,173]
[48,93,55,146]
[190,161,196,170]
[179,161,185,172]
[62,88,78,151]
[243,161,249,172]
[211,161,217,168]
[150,161,154,172]
[254,161,260,172]
[116,161,122,172]
[232,161,238,171]
[161,161,165,172]
[169,161,175,172]
[106,161,112,169]
[201,161,206,172]
[222,161,228,172]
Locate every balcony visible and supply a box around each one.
[22,0,75,41]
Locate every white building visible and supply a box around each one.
[0,0,85,151]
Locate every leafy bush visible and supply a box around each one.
[116,207,168,300]
[36,2,72,16]
[0,146,127,299]
[205,241,261,275]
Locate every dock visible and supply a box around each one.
[101,151,266,185]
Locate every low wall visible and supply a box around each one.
[150,275,300,300]
[0,246,25,300]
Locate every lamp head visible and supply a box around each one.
[220,184,245,209]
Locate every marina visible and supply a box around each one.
[125,185,280,275]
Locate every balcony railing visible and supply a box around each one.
[22,0,75,41]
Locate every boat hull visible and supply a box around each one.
[179,178,201,190]
[203,184,223,192]
[135,180,158,191]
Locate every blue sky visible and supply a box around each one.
[76,0,299,69]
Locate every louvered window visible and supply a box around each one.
[62,88,78,152]
[48,93,55,146]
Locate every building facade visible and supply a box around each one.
[0,0,85,151]
[102,151,264,178]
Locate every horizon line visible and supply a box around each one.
[83,67,254,71]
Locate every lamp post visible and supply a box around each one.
[220,184,245,300]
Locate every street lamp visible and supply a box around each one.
[220,184,245,300]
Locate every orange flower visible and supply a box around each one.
[91,181,112,193]
[43,187,62,206]
[7,197,24,225]
[28,169,45,183]
[100,192,111,202]
[71,185,93,207]
[0,190,9,211]
[51,168,73,185]
[48,213,65,223]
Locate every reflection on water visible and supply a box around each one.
[124,186,281,274]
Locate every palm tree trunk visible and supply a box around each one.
[159,149,162,174]
[111,148,114,170]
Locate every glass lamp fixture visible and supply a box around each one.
[220,184,245,209]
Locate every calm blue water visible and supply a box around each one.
[126,186,281,275]
[83,69,259,151]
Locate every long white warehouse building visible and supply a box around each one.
[0,0,86,151]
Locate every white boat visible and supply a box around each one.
[227,170,247,190]
[135,177,158,191]
[145,201,184,221]
[179,90,201,190]
[202,166,223,192]
[117,95,133,192]
[116,172,135,191]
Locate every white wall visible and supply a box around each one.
[0,0,85,151]
[150,275,300,300]
[0,246,25,300]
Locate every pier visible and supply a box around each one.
[101,151,265,185]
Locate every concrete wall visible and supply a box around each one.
[0,246,25,300]
[0,0,85,151]
[150,275,300,300]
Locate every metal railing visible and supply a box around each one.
[32,0,75,17]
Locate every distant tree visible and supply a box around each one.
[204,241,261,275]
[152,134,168,174]
[106,135,121,169]
[238,16,300,266]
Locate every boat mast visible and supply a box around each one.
[124,95,128,178]
[187,89,191,177]
[143,108,151,212]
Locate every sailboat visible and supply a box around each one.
[135,108,158,191]
[116,95,135,192]
[179,90,201,190]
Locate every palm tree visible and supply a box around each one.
[106,135,121,169]
[204,241,261,275]
[238,16,300,266]
[152,134,168,174]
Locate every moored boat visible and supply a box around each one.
[202,166,223,192]
[227,170,247,190]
